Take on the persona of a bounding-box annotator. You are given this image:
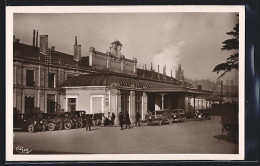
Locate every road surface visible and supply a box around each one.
[13,116,238,154]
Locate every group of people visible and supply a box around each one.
[85,111,142,131]
[119,111,141,130]
[85,112,116,131]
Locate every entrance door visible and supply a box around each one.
[121,93,129,116]
[25,96,34,114]
[91,97,103,114]
[47,94,56,113]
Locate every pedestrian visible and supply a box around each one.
[124,111,131,129]
[135,111,141,127]
[86,114,92,131]
[119,112,124,130]
[111,113,115,126]
[101,113,105,127]
[107,112,111,125]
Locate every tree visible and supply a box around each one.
[213,21,239,77]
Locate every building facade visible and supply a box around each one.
[13,32,212,124]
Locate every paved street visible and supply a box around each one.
[13,116,238,154]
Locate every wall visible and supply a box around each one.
[61,87,108,114]
[90,51,137,75]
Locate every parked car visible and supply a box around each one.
[46,113,63,131]
[169,110,181,122]
[147,110,173,125]
[202,109,211,120]
[193,110,204,120]
[71,110,86,128]
[13,113,45,133]
[173,109,186,122]
[57,112,77,129]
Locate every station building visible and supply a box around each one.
[13,31,212,124]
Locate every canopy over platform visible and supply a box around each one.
[62,73,212,95]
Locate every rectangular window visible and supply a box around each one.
[66,74,74,80]
[26,70,35,86]
[48,73,55,88]
[68,98,76,112]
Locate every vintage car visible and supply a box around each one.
[147,110,173,126]
[13,113,45,133]
[57,112,77,129]
[172,109,186,122]
[46,113,63,131]
[201,109,211,120]
[71,110,86,128]
[168,110,181,122]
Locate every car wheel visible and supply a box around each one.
[28,125,35,133]
[48,123,56,131]
[41,125,46,132]
[64,122,72,130]
[78,121,83,128]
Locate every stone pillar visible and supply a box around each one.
[129,91,135,123]
[160,93,166,110]
[142,92,148,120]
[111,89,121,125]
[184,95,189,114]
[106,57,111,69]
[193,94,196,113]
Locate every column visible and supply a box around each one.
[193,94,196,113]
[142,92,148,120]
[129,91,135,123]
[184,95,189,114]
[159,93,166,110]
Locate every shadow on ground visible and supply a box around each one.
[214,134,238,144]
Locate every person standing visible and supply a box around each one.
[135,111,141,127]
[125,112,131,129]
[86,114,92,131]
[119,112,124,130]
[111,113,115,126]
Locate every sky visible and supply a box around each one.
[13,12,239,84]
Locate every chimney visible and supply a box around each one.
[151,62,153,71]
[158,65,160,80]
[74,36,81,61]
[145,64,147,70]
[36,30,38,48]
[51,46,55,51]
[40,35,48,54]
[178,64,181,71]
[171,70,172,77]
[164,64,166,75]
[33,29,35,47]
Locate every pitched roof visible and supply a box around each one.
[13,42,91,68]
[62,73,182,89]
[61,73,212,95]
